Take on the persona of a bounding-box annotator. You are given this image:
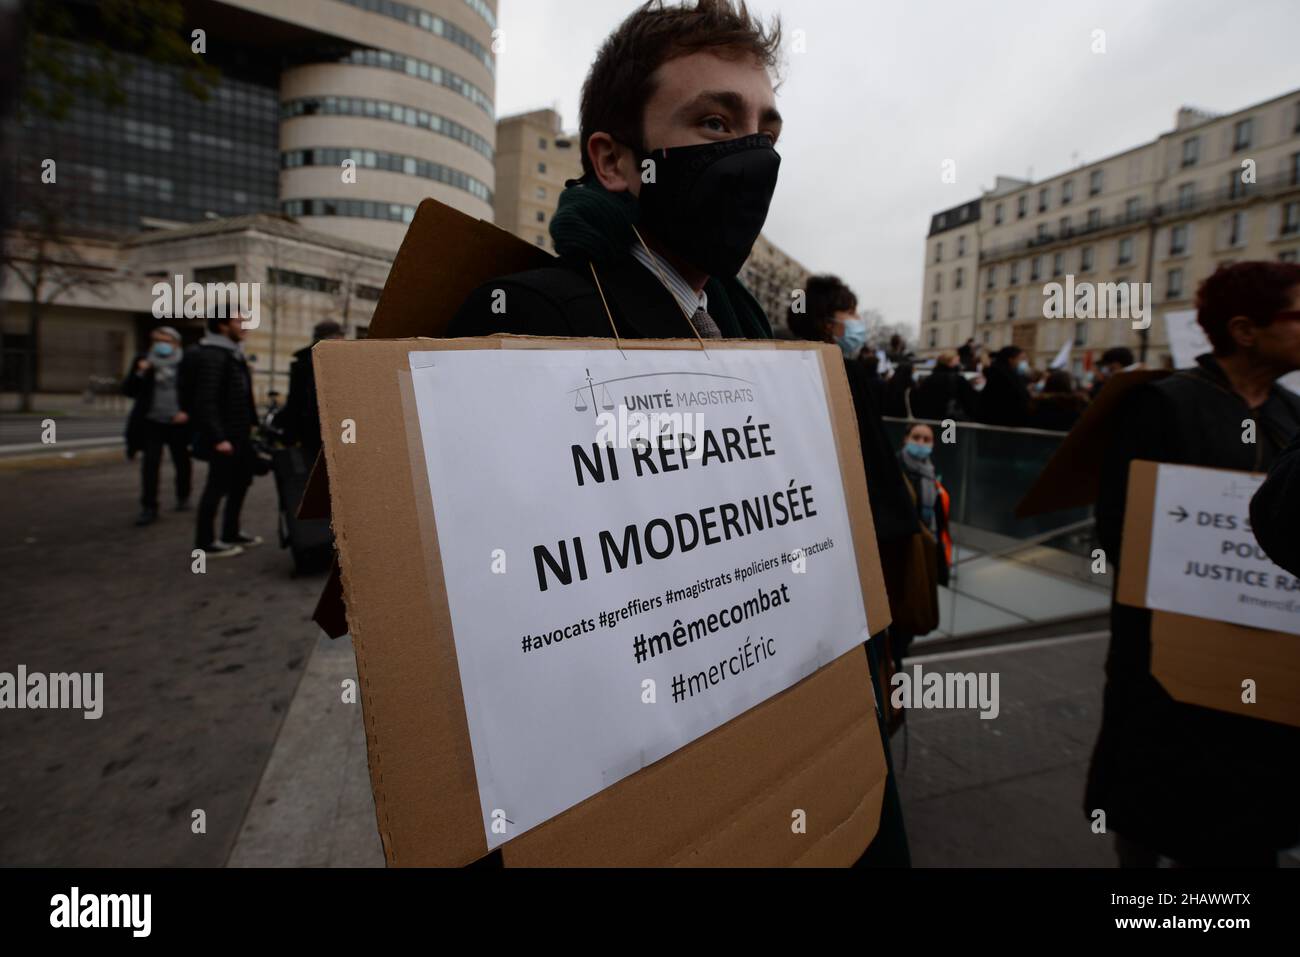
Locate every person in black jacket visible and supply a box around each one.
[451,1,909,869]
[976,345,1031,426]
[911,352,977,421]
[1251,433,1300,577]
[123,324,191,525]
[278,320,344,458]
[191,311,261,559]
[1027,369,1088,432]
[1087,261,1300,867]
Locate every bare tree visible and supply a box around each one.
[3,198,124,411]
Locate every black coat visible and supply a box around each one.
[1251,433,1300,577]
[190,342,255,454]
[1026,391,1087,432]
[844,360,922,549]
[1088,355,1300,858]
[911,365,977,421]
[279,345,321,454]
[448,255,732,341]
[976,360,1030,427]
[122,355,156,459]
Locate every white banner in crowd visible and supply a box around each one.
[408,348,869,847]
[1146,463,1300,635]
[1162,309,1211,369]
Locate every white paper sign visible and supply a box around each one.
[408,348,869,848]
[1146,463,1300,634]
[1162,309,1210,369]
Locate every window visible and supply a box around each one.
[1125,197,1141,221]
[1167,268,1184,299]
[1038,187,1049,212]
[934,272,943,293]
[536,210,545,223]
[1118,236,1134,265]
[994,203,1004,225]
[955,267,964,289]
[1010,262,1021,284]
[1229,169,1247,200]
[1181,137,1199,168]
[1087,208,1101,229]
[1170,223,1187,256]
[1177,183,1195,211]
[1060,216,1071,236]
[1031,256,1042,281]
[1081,246,1094,272]
[982,330,991,345]
[535,186,546,199]
[1228,211,1243,246]
[193,265,237,283]
[1291,152,1300,186]
[1280,250,1298,263]
[1074,322,1087,346]
[538,162,547,174]
[1052,252,1064,277]
[1007,294,1018,319]
[986,267,996,289]
[957,236,966,256]
[1295,101,1300,134]
[1089,169,1104,196]
[935,242,943,263]
[536,235,545,246]
[930,301,939,322]
[539,137,548,150]
[1062,180,1074,204]
[1037,223,1049,242]
[1283,202,1300,236]
[1233,117,1253,151]
[1017,195,1027,219]
[928,327,938,348]
[984,298,993,321]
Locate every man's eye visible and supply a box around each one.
[702,116,728,132]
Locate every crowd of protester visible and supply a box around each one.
[831,325,1141,434]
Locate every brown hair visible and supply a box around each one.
[1195,261,1300,355]
[578,0,782,178]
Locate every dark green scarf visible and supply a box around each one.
[548,179,773,340]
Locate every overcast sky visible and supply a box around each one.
[495,0,1300,334]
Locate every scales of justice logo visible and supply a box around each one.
[566,368,756,416]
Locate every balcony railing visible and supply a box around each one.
[978,172,1300,263]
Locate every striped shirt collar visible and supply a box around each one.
[629,242,708,318]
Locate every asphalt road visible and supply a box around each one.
[0,456,327,866]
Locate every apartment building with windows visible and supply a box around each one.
[918,88,1300,374]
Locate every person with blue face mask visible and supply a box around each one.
[124,325,193,526]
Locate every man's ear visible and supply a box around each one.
[587,132,635,194]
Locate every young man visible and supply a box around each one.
[453,0,910,868]
[448,0,780,341]
[191,310,261,559]
[124,324,192,525]
[1088,261,1300,866]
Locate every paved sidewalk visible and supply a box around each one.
[228,635,384,867]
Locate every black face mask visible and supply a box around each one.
[632,133,781,278]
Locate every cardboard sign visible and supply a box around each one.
[314,335,892,866]
[407,346,871,848]
[1117,460,1300,726]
